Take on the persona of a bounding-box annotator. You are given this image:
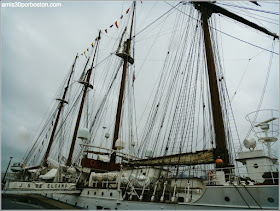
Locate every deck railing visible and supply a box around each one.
[207,164,278,185]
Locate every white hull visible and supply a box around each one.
[31,185,279,210]
[4,185,279,210]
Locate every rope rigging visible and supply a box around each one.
[18,2,278,187]
[216,2,279,16]
[244,40,276,141]
[166,2,279,55]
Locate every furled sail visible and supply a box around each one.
[129,148,215,166]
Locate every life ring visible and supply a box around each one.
[90,160,96,167]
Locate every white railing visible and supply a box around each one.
[207,164,278,185]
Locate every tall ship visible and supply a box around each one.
[2,1,279,210]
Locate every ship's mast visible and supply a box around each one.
[42,54,78,167]
[193,2,279,166]
[200,9,230,166]
[66,31,101,166]
[110,1,136,163]
[128,2,279,169]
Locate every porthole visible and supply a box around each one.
[253,163,259,168]
[110,192,113,197]
[224,196,230,202]
[268,197,274,203]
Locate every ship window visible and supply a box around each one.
[178,197,184,202]
[267,197,274,203]
[110,192,113,197]
[253,164,258,168]
[88,191,90,195]
[224,197,230,202]
[94,192,96,195]
[102,192,104,196]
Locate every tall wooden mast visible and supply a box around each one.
[127,2,279,169]
[190,3,231,166]
[110,2,136,163]
[66,31,101,166]
[200,10,229,166]
[192,1,279,166]
[42,55,78,167]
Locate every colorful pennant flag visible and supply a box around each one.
[110,24,113,28]
[91,42,94,47]
[120,15,123,19]
[115,21,119,28]
[126,8,130,14]
[105,29,108,33]
[87,48,89,52]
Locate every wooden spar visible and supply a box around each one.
[192,2,279,39]
[196,6,230,166]
[110,1,136,164]
[129,149,216,166]
[66,31,101,166]
[42,55,78,167]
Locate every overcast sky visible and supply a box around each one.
[1,1,279,172]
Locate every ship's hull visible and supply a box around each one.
[3,181,279,209]
[41,185,278,210]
